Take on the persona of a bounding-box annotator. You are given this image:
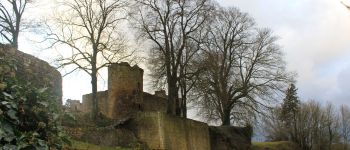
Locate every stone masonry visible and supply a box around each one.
[71,62,168,120]
[0,44,62,105]
[65,62,252,150]
[0,45,251,150]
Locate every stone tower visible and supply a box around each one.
[107,62,144,119]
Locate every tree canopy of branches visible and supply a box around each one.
[193,7,291,126]
[265,100,340,150]
[45,0,132,120]
[340,105,350,150]
[132,0,213,117]
[0,0,30,48]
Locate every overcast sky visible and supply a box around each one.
[219,0,350,106]
[17,0,350,107]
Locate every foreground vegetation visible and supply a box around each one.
[252,141,350,150]
[263,84,350,150]
[0,58,68,149]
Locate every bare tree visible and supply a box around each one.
[131,0,213,116]
[0,0,31,48]
[263,107,289,141]
[321,103,339,150]
[340,105,350,150]
[342,1,350,9]
[265,99,347,150]
[194,7,291,126]
[45,0,132,120]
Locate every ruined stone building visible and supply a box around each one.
[0,44,252,150]
[66,62,168,120]
[65,62,252,150]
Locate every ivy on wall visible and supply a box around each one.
[0,57,69,149]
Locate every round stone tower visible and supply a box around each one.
[107,62,144,120]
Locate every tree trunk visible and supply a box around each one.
[91,47,98,120]
[91,70,98,120]
[13,1,21,49]
[221,109,231,126]
[12,32,18,49]
[175,89,181,116]
[167,76,177,115]
[181,96,187,118]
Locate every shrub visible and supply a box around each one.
[0,57,69,149]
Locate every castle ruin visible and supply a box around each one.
[1,44,251,150]
[65,62,252,150]
[66,62,168,120]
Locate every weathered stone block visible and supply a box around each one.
[209,126,252,150]
[133,112,211,150]
[107,62,144,119]
[81,90,108,115]
[65,127,142,148]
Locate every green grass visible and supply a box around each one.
[64,140,132,150]
[251,141,299,150]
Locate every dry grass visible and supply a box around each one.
[63,140,132,150]
[251,141,300,150]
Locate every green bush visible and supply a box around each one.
[0,58,69,149]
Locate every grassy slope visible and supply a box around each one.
[252,141,350,150]
[64,140,132,150]
[251,141,300,150]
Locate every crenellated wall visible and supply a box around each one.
[75,62,168,119]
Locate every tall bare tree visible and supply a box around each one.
[178,37,206,117]
[194,7,291,125]
[340,105,350,150]
[132,0,213,116]
[45,0,132,119]
[0,0,30,48]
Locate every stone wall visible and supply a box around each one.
[209,126,252,150]
[81,90,108,115]
[64,127,143,148]
[64,111,252,150]
[133,112,211,150]
[107,62,144,119]
[72,63,169,119]
[65,99,83,112]
[0,44,62,105]
[142,92,167,112]
[79,91,168,117]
